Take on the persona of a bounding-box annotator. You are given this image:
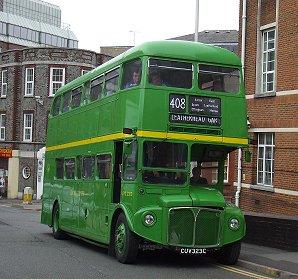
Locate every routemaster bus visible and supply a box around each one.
[41,40,248,264]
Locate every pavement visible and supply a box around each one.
[0,198,297,278]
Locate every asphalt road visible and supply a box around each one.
[0,205,274,279]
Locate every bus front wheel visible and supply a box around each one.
[114,213,138,264]
[215,241,241,265]
[52,203,66,239]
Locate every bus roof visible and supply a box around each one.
[55,40,241,96]
[123,40,241,66]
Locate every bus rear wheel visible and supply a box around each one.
[114,213,138,264]
[215,241,241,265]
[52,203,66,239]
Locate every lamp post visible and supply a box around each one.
[194,0,200,42]
[130,30,136,46]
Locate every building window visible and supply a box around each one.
[23,113,33,142]
[257,133,275,186]
[1,70,8,97]
[49,68,65,97]
[25,68,34,96]
[0,114,5,141]
[81,70,89,76]
[262,29,275,93]
[224,155,229,183]
[22,166,31,179]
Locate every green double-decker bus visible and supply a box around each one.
[41,40,248,264]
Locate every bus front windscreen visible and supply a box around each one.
[142,141,187,185]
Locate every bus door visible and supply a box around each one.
[113,141,123,203]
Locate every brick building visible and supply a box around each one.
[227,0,298,250]
[0,47,110,198]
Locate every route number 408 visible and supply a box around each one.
[170,96,186,110]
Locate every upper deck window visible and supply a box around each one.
[90,76,104,102]
[121,59,142,89]
[148,59,192,89]
[62,91,71,113]
[71,87,82,109]
[105,68,120,96]
[52,96,61,116]
[198,65,240,93]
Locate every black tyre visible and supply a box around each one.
[215,241,241,265]
[114,213,138,264]
[52,203,66,239]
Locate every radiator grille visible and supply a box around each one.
[168,207,222,247]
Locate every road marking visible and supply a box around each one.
[215,264,273,279]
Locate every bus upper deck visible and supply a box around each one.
[46,40,248,151]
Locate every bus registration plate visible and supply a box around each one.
[180,248,207,255]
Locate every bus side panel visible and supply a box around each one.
[41,181,54,225]
[223,97,248,139]
[41,157,56,226]
[60,180,74,228]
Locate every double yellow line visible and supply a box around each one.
[215,264,274,279]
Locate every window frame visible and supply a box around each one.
[65,158,75,180]
[121,59,142,89]
[148,58,193,89]
[82,155,95,179]
[198,64,240,93]
[49,67,65,97]
[25,67,35,97]
[23,113,33,142]
[262,28,276,93]
[104,67,120,96]
[0,113,5,141]
[257,133,275,187]
[96,154,112,180]
[22,166,31,180]
[56,158,64,179]
[90,75,104,102]
[1,70,8,98]
[71,86,82,109]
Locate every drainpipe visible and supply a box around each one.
[235,0,247,207]
[235,148,242,207]
[241,0,247,77]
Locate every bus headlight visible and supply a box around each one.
[144,214,155,226]
[229,218,239,230]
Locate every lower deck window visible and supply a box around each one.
[56,158,64,179]
[97,154,111,179]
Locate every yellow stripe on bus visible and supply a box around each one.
[46,130,248,152]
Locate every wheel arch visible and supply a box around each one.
[108,205,135,256]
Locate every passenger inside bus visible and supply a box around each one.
[190,166,208,185]
[149,71,165,86]
[125,70,141,88]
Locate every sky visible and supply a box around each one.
[46,0,240,52]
